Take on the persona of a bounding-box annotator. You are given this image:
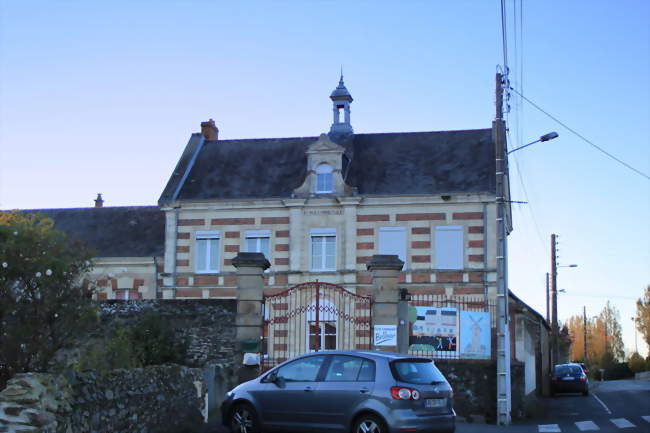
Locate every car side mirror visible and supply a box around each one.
[272,374,285,388]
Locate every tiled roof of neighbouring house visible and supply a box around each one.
[159,128,495,203]
[16,206,165,257]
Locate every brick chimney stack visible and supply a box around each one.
[94,193,104,208]
[200,119,219,141]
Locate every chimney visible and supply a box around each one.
[200,119,219,141]
[94,193,104,208]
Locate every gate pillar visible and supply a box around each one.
[232,252,270,383]
[367,255,404,352]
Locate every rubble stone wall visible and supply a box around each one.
[436,359,525,424]
[98,299,237,367]
[0,365,207,433]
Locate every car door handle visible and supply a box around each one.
[359,387,369,394]
[304,386,314,392]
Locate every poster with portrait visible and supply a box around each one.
[459,311,491,359]
[408,307,458,354]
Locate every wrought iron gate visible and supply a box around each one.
[261,282,372,371]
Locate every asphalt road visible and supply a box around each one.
[201,379,650,433]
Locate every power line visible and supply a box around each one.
[509,86,650,180]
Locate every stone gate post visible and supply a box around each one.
[367,255,404,352]
[232,252,270,383]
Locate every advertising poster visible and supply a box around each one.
[408,307,458,353]
[459,311,491,359]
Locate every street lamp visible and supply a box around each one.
[631,317,639,354]
[508,131,559,154]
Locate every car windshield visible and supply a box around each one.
[554,365,582,375]
[391,359,446,384]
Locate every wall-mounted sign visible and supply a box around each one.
[459,311,491,359]
[303,209,343,216]
[374,325,397,346]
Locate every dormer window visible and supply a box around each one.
[315,164,333,193]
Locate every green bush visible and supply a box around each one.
[75,310,186,372]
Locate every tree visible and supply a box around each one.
[628,352,645,373]
[566,301,626,368]
[0,211,96,386]
[598,301,625,362]
[636,285,650,349]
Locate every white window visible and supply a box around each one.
[378,226,407,265]
[434,226,464,270]
[311,228,336,271]
[195,231,220,273]
[315,164,333,193]
[245,229,270,259]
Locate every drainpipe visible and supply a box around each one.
[153,256,159,298]
[172,207,180,298]
[482,203,488,306]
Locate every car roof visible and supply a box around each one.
[298,350,431,361]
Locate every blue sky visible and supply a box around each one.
[1,1,648,356]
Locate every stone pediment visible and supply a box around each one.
[306,134,345,154]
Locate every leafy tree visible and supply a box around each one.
[628,352,645,373]
[0,211,96,385]
[598,301,625,362]
[566,301,626,368]
[636,285,650,349]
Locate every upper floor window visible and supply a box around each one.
[434,226,464,270]
[245,230,270,259]
[196,231,220,273]
[315,164,333,193]
[311,228,336,271]
[378,226,407,266]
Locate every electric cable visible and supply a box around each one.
[510,86,650,180]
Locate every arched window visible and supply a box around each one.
[315,164,333,193]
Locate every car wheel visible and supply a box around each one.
[229,403,260,433]
[353,414,385,433]
[582,389,589,396]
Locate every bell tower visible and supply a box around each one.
[329,74,353,135]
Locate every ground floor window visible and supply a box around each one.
[308,321,337,351]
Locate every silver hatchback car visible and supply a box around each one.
[221,350,455,433]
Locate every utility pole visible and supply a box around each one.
[583,306,588,362]
[551,234,558,366]
[494,72,511,425]
[546,273,550,323]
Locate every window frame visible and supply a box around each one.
[378,226,407,267]
[315,163,334,194]
[434,225,464,270]
[195,230,221,274]
[310,228,337,271]
[244,229,271,258]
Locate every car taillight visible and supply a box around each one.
[579,374,587,382]
[391,386,421,400]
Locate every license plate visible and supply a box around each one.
[562,376,574,381]
[425,398,446,408]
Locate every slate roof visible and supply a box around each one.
[18,206,165,257]
[160,128,495,203]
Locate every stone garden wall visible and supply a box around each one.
[436,359,525,423]
[0,364,207,433]
[98,299,237,367]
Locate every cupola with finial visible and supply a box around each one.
[329,73,353,135]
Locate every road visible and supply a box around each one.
[202,379,650,433]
